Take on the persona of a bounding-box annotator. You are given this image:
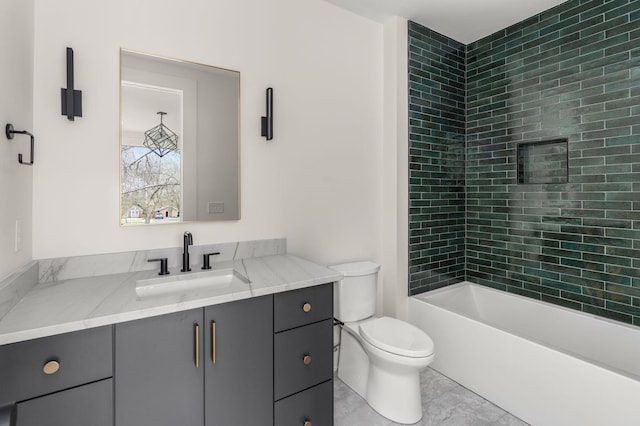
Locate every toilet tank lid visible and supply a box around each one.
[329,261,380,277]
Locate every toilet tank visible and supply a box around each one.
[329,261,381,323]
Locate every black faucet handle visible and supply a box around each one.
[148,258,170,275]
[202,252,221,270]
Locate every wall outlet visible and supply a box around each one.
[208,202,224,214]
[14,219,23,252]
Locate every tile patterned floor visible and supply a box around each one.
[334,368,529,426]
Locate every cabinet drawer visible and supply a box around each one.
[274,319,332,400]
[274,283,332,332]
[16,378,113,426]
[274,380,333,426]
[0,326,112,404]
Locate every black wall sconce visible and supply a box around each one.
[5,124,34,166]
[261,87,273,141]
[61,47,83,121]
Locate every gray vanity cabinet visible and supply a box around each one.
[204,295,273,425]
[115,296,274,426]
[115,308,205,426]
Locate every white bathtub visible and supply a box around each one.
[408,282,640,426]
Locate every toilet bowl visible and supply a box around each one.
[330,262,435,424]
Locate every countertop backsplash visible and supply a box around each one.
[38,238,287,283]
[0,261,39,319]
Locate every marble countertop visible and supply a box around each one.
[0,254,342,345]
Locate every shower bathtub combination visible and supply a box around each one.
[408,282,640,426]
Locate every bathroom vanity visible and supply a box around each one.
[0,246,340,426]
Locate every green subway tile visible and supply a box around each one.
[542,294,584,310]
[607,173,640,183]
[607,283,640,299]
[605,300,640,317]
[583,127,631,141]
[585,200,632,210]
[561,258,606,271]
[523,267,560,280]
[604,1,639,20]
[508,285,545,299]
[411,2,640,325]
[605,192,640,201]
[524,282,561,297]
[559,0,603,21]
[583,286,631,303]
[583,235,633,248]
[583,305,633,323]
[583,164,631,175]
[584,252,632,267]
[606,153,640,165]
[561,242,605,253]
[562,273,604,289]
[606,246,640,258]
[561,290,605,307]
[605,78,640,94]
[581,0,628,20]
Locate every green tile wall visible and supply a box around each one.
[409,0,640,326]
[408,23,466,294]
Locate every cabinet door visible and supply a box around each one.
[115,309,204,426]
[16,378,112,426]
[204,295,273,426]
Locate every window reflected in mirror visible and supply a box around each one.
[121,82,183,224]
[120,49,240,225]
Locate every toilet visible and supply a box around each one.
[331,261,434,425]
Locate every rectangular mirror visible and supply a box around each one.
[120,49,240,225]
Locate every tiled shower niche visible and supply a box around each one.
[517,139,568,184]
[409,0,640,326]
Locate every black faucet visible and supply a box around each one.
[181,231,193,272]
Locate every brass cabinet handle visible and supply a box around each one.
[302,302,311,313]
[211,321,217,364]
[195,323,200,368]
[303,355,312,365]
[43,360,60,375]
[304,420,312,426]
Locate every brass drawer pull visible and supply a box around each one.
[303,355,312,365]
[304,420,312,426]
[302,302,311,313]
[195,323,200,368]
[211,321,217,364]
[43,360,60,375]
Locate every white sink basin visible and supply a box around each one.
[136,268,251,299]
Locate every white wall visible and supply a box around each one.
[382,17,409,319]
[31,0,384,268]
[0,0,34,280]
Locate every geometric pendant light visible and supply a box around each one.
[143,111,178,157]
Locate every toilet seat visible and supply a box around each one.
[359,316,434,358]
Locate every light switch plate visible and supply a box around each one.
[15,219,23,252]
